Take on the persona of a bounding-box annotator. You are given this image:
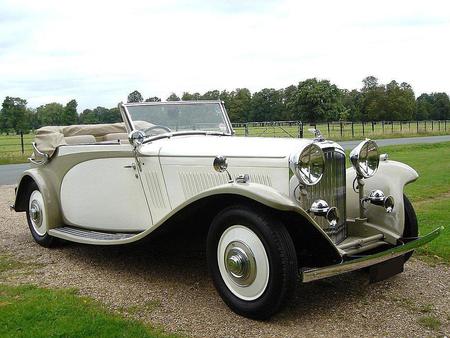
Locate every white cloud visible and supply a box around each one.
[0,0,449,111]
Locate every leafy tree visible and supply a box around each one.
[27,108,40,130]
[145,96,161,102]
[79,109,99,124]
[430,93,450,120]
[281,85,297,120]
[127,90,143,103]
[342,89,363,121]
[293,78,344,122]
[201,90,220,100]
[166,93,180,101]
[36,103,65,126]
[250,88,284,122]
[181,92,201,101]
[384,81,415,120]
[227,88,252,122]
[0,96,29,133]
[62,99,78,125]
[416,94,432,120]
[360,76,386,121]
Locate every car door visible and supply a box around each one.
[59,144,152,232]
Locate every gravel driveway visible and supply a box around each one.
[1,185,449,337]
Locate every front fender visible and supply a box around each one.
[140,182,342,260]
[346,159,418,237]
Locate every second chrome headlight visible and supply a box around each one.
[290,143,325,186]
[350,139,380,178]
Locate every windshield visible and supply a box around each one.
[125,102,231,137]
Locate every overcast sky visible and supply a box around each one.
[1,0,449,111]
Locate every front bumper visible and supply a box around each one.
[302,227,443,283]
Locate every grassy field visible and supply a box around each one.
[0,134,34,164]
[376,142,450,262]
[0,285,176,338]
[0,255,176,338]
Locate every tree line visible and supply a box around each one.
[1,76,449,134]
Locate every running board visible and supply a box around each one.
[48,226,141,245]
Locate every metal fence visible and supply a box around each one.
[0,120,449,156]
[0,131,31,156]
[232,120,450,139]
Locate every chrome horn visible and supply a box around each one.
[366,190,395,213]
[309,199,340,227]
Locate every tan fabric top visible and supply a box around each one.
[33,121,153,158]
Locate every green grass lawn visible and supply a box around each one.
[0,134,34,164]
[0,284,176,338]
[376,142,450,262]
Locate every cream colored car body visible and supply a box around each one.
[13,101,438,284]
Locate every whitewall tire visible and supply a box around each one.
[26,182,56,247]
[207,204,298,319]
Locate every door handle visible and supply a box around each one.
[124,163,137,170]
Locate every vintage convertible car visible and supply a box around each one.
[12,101,441,319]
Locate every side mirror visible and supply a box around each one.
[128,130,145,148]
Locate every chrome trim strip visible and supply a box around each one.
[302,227,443,283]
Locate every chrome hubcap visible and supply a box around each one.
[224,241,256,286]
[30,201,42,227]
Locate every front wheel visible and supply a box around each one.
[206,205,298,319]
[403,194,418,262]
[25,182,57,248]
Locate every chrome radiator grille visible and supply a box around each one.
[303,148,347,243]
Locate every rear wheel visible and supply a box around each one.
[207,205,298,319]
[403,194,418,262]
[25,182,56,247]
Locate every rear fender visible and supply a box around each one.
[14,169,62,229]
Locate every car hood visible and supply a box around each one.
[141,135,341,159]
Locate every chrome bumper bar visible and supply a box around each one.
[302,227,443,283]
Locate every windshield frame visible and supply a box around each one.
[119,100,234,138]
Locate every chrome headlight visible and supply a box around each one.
[350,139,379,178]
[290,143,325,186]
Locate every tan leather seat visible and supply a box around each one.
[102,133,128,141]
[65,135,96,145]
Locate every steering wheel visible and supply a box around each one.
[142,125,172,135]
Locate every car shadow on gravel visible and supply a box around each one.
[52,222,385,323]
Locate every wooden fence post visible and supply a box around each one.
[340,121,343,139]
[351,121,354,138]
[20,131,24,155]
[362,121,365,136]
[297,121,303,138]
